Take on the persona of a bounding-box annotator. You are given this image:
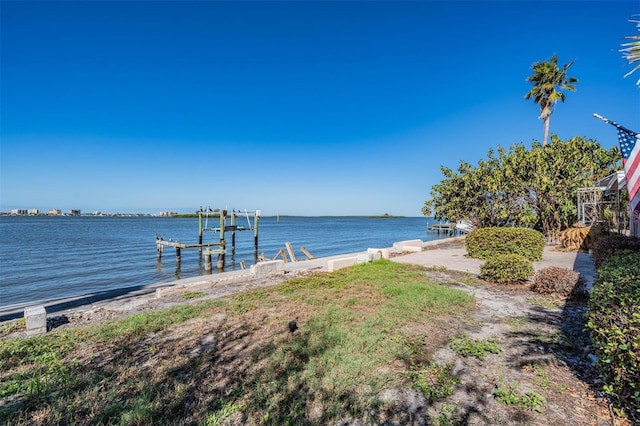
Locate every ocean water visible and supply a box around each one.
[0,215,452,307]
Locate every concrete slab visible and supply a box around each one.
[25,305,47,336]
[327,256,359,272]
[368,248,391,259]
[251,260,285,278]
[393,239,424,252]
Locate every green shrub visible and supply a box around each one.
[466,227,545,261]
[532,266,587,300]
[587,251,640,422]
[479,254,533,284]
[591,232,640,269]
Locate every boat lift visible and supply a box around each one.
[156,208,261,271]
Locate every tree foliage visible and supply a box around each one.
[525,54,578,145]
[621,16,640,85]
[422,135,620,238]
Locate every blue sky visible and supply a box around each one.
[1,1,639,216]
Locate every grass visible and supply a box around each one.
[450,333,502,360]
[0,318,25,334]
[0,259,475,425]
[182,291,207,300]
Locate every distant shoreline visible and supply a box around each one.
[1,213,419,219]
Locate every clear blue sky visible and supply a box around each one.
[1,1,639,216]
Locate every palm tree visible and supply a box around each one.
[620,16,640,86]
[524,54,578,145]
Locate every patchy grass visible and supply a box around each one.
[405,362,460,404]
[0,318,25,335]
[0,260,475,425]
[526,296,563,309]
[494,378,547,413]
[182,291,207,300]
[450,333,502,360]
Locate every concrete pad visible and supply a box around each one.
[25,305,47,336]
[394,248,483,274]
[328,256,359,272]
[357,252,381,263]
[393,239,424,252]
[368,248,390,259]
[250,260,285,278]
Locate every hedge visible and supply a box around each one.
[479,254,534,284]
[466,227,545,261]
[587,251,640,422]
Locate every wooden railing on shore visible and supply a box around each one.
[428,223,464,236]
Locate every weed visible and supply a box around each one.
[527,296,562,309]
[459,272,483,287]
[182,291,207,300]
[504,316,527,331]
[433,403,461,425]
[407,362,460,404]
[521,390,546,413]
[529,365,551,391]
[494,377,546,413]
[450,333,502,360]
[205,400,244,425]
[425,265,447,272]
[494,379,521,405]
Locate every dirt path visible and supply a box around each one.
[420,270,621,426]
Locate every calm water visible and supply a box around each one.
[0,215,450,307]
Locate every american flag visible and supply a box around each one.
[593,113,640,237]
[617,126,640,221]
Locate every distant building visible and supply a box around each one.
[11,209,28,215]
[68,209,81,216]
[48,209,62,216]
[156,211,176,217]
[28,209,40,215]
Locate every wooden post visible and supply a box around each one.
[198,211,203,245]
[156,243,163,259]
[253,210,260,259]
[176,247,181,264]
[272,248,288,263]
[204,250,212,272]
[219,210,226,269]
[300,246,316,259]
[231,210,236,255]
[285,242,297,262]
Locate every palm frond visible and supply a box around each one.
[620,17,640,85]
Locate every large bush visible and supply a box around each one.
[479,254,534,284]
[466,227,545,261]
[587,251,640,422]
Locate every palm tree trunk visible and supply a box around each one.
[542,116,550,146]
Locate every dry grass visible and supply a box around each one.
[0,260,474,425]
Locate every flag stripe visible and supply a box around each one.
[624,137,640,202]
[632,187,640,214]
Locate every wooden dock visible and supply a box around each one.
[155,208,261,271]
[428,223,462,236]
